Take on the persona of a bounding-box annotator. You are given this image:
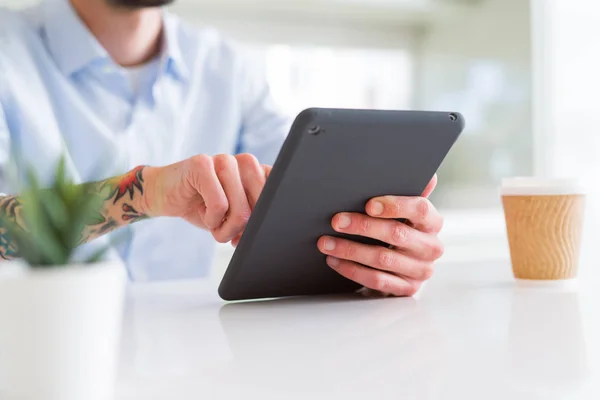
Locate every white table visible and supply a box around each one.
[116,254,600,400]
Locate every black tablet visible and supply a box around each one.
[218,108,464,301]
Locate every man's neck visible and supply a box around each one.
[69,0,164,67]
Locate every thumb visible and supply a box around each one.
[422,174,438,198]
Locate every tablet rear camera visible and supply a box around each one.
[308,126,321,135]
[449,113,458,122]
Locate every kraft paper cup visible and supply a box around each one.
[501,178,586,281]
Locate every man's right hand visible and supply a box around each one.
[143,154,271,244]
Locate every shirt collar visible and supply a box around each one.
[43,0,108,77]
[161,13,189,83]
[43,0,189,82]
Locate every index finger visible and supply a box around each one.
[189,156,229,230]
[263,165,272,180]
[365,196,443,233]
[236,154,269,209]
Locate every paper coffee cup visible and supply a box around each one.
[501,178,586,281]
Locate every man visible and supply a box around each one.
[0,0,444,296]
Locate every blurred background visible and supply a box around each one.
[170,0,534,211]
[2,0,599,268]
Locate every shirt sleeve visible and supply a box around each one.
[0,87,124,268]
[0,101,11,195]
[236,57,292,166]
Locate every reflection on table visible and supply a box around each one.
[116,260,600,400]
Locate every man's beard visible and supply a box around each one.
[107,0,176,9]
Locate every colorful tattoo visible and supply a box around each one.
[0,196,23,260]
[122,203,148,223]
[2,166,150,256]
[96,217,120,236]
[103,166,145,204]
[78,215,116,246]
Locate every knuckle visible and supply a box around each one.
[358,217,371,235]
[190,154,212,170]
[371,275,390,293]
[377,249,396,269]
[235,153,260,168]
[346,264,359,282]
[231,210,251,227]
[212,232,229,244]
[212,198,229,216]
[213,154,237,172]
[391,223,409,244]
[430,240,445,260]
[420,263,435,281]
[236,154,266,183]
[390,198,404,217]
[404,283,420,297]
[343,242,357,260]
[416,198,431,221]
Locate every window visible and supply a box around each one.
[420,59,533,210]
[246,44,414,118]
[179,0,533,213]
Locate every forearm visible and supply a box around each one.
[79,166,153,245]
[0,166,157,260]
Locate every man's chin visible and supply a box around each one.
[107,0,176,9]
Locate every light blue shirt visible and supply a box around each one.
[0,0,290,281]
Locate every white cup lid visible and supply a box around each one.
[501,177,587,196]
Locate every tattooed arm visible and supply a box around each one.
[0,154,273,261]
[0,166,151,260]
[0,196,22,260]
[78,166,150,245]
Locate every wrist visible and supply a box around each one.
[140,166,162,218]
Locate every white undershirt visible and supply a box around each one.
[123,57,160,97]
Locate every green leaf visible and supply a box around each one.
[68,192,105,247]
[39,191,70,248]
[84,210,106,227]
[7,156,111,267]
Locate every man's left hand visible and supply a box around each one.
[317,176,443,297]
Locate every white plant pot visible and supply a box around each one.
[0,260,127,400]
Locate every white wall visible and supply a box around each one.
[169,0,421,49]
[527,0,600,279]
[532,0,600,187]
[417,0,530,61]
[529,0,600,278]
[0,0,38,7]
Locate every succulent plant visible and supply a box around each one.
[0,157,108,267]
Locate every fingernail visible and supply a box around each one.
[328,257,340,268]
[371,201,384,216]
[323,238,336,251]
[336,214,352,229]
